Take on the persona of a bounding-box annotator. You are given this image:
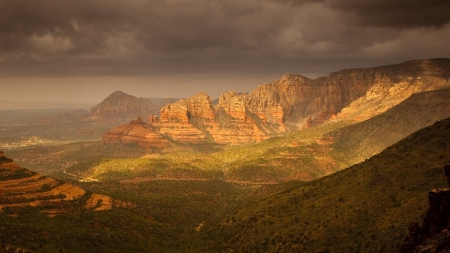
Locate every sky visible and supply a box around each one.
[0,0,450,104]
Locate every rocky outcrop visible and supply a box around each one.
[0,151,112,216]
[90,91,159,123]
[158,97,208,143]
[212,91,268,144]
[102,117,170,148]
[103,59,450,146]
[186,92,215,119]
[157,91,268,144]
[400,165,450,253]
[330,59,450,123]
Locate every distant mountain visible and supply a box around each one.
[90,91,159,123]
[39,109,89,124]
[104,58,450,145]
[208,117,450,252]
[0,100,91,110]
[146,97,182,105]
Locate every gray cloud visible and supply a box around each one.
[0,0,449,80]
[327,0,450,28]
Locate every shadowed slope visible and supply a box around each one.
[208,117,450,252]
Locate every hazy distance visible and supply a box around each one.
[1,0,449,104]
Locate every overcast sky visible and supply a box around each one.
[1,0,449,104]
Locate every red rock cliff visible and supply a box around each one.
[102,117,170,148]
[103,59,450,145]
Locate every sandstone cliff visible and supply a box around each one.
[158,96,208,143]
[156,59,450,144]
[103,59,450,145]
[102,117,171,148]
[330,59,450,123]
[157,91,268,144]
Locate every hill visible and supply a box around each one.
[330,88,450,165]
[205,89,450,182]
[206,117,450,252]
[90,91,159,123]
[0,151,112,216]
[0,151,249,252]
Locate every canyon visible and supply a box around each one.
[102,59,450,146]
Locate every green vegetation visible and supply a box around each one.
[206,118,450,252]
[50,120,346,182]
[330,89,450,165]
[0,179,250,253]
[86,156,224,181]
[7,90,450,184]
[0,168,36,180]
[3,117,450,252]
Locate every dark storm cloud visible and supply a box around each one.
[0,0,449,78]
[0,0,298,76]
[327,0,450,28]
[275,0,450,28]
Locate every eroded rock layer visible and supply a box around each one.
[0,151,112,216]
[103,59,450,145]
[102,117,171,148]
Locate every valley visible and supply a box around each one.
[1,59,450,252]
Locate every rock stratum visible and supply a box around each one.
[102,116,171,148]
[0,151,113,216]
[103,59,450,146]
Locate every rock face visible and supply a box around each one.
[157,91,268,144]
[400,190,450,253]
[103,59,450,146]
[158,95,208,143]
[157,59,450,144]
[102,117,170,148]
[400,165,450,253]
[330,59,450,123]
[90,91,159,123]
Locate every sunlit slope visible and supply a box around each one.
[207,117,450,252]
[213,88,450,182]
[0,152,112,216]
[330,88,450,165]
[68,89,450,183]
[67,121,347,182]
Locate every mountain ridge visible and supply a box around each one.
[102,58,450,147]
